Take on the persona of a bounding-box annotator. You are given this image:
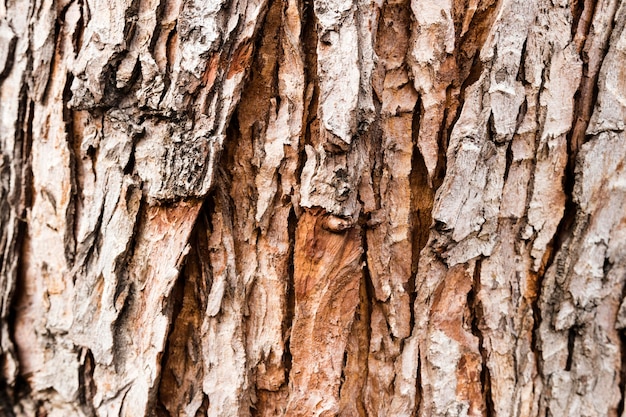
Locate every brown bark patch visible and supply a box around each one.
[286,208,363,416]
[430,264,486,416]
[227,42,254,79]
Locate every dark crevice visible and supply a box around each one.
[78,348,96,417]
[100,60,124,108]
[461,53,484,91]
[409,93,435,335]
[414,349,422,415]
[443,53,483,181]
[0,31,17,82]
[153,401,171,417]
[570,0,585,39]
[513,97,528,135]
[292,114,309,212]
[0,372,15,417]
[108,202,141,370]
[451,0,499,155]
[564,326,577,371]
[482,357,495,417]
[435,86,453,185]
[351,218,372,414]
[9,376,30,416]
[200,0,275,121]
[122,148,136,176]
[573,0,598,52]
[37,9,63,104]
[567,0,616,182]
[502,140,514,185]
[487,111,497,144]
[360,218,374,344]
[148,0,168,55]
[195,395,209,417]
[122,58,142,97]
[63,72,78,266]
[530,269,544,378]
[111,283,135,374]
[516,38,528,84]
[468,258,494,416]
[154,255,186,417]
[155,191,215,416]
[22,96,35,214]
[618,331,626,416]
[367,92,383,213]
[72,0,86,54]
[301,0,319,156]
[122,0,140,46]
[617,277,626,417]
[2,219,28,414]
[73,193,104,281]
[3,299,20,413]
[535,0,616,373]
[411,93,422,172]
[112,192,143,300]
[5,91,35,410]
[283,206,297,385]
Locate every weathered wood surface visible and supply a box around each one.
[1,0,625,415]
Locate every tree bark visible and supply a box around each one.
[1,0,625,416]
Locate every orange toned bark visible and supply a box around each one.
[428,264,485,417]
[286,209,363,416]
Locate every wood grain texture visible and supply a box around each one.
[286,209,363,416]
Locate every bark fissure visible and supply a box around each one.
[469,257,494,417]
[617,326,626,417]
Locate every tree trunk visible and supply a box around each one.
[1,0,625,415]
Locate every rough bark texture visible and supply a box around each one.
[1,0,625,416]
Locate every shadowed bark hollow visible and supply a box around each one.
[0,0,625,415]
